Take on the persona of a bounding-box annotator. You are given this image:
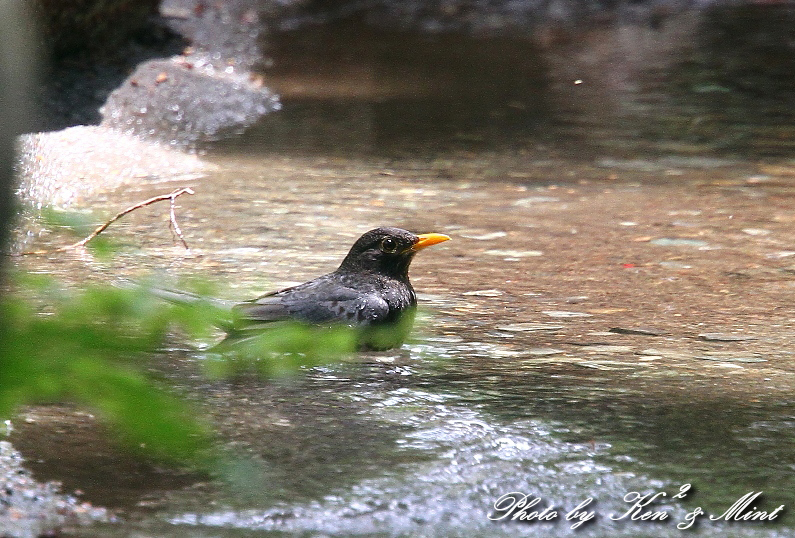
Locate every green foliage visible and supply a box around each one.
[38,207,117,258]
[0,275,361,463]
[3,209,410,464]
[0,279,215,462]
[38,207,97,236]
[205,323,358,378]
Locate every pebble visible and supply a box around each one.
[0,442,109,535]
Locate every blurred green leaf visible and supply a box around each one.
[0,278,211,462]
[84,234,118,258]
[0,273,369,463]
[39,207,97,236]
[38,207,121,255]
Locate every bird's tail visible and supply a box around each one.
[114,279,238,311]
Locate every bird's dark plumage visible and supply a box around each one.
[144,227,449,350]
[230,227,449,349]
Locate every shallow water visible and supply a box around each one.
[12,4,795,537]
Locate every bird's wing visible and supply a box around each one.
[233,281,390,326]
[232,293,290,323]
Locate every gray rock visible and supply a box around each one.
[101,59,280,146]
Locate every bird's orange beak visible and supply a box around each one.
[411,233,451,251]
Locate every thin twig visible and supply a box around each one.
[168,190,190,250]
[21,187,195,255]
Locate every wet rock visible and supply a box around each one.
[36,0,284,140]
[0,441,110,536]
[16,126,213,208]
[101,58,280,146]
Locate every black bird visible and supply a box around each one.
[146,227,450,350]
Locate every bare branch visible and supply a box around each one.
[22,187,195,255]
[168,189,191,250]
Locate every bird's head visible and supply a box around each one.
[337,227,450,279]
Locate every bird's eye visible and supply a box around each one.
[380,237,399,253]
